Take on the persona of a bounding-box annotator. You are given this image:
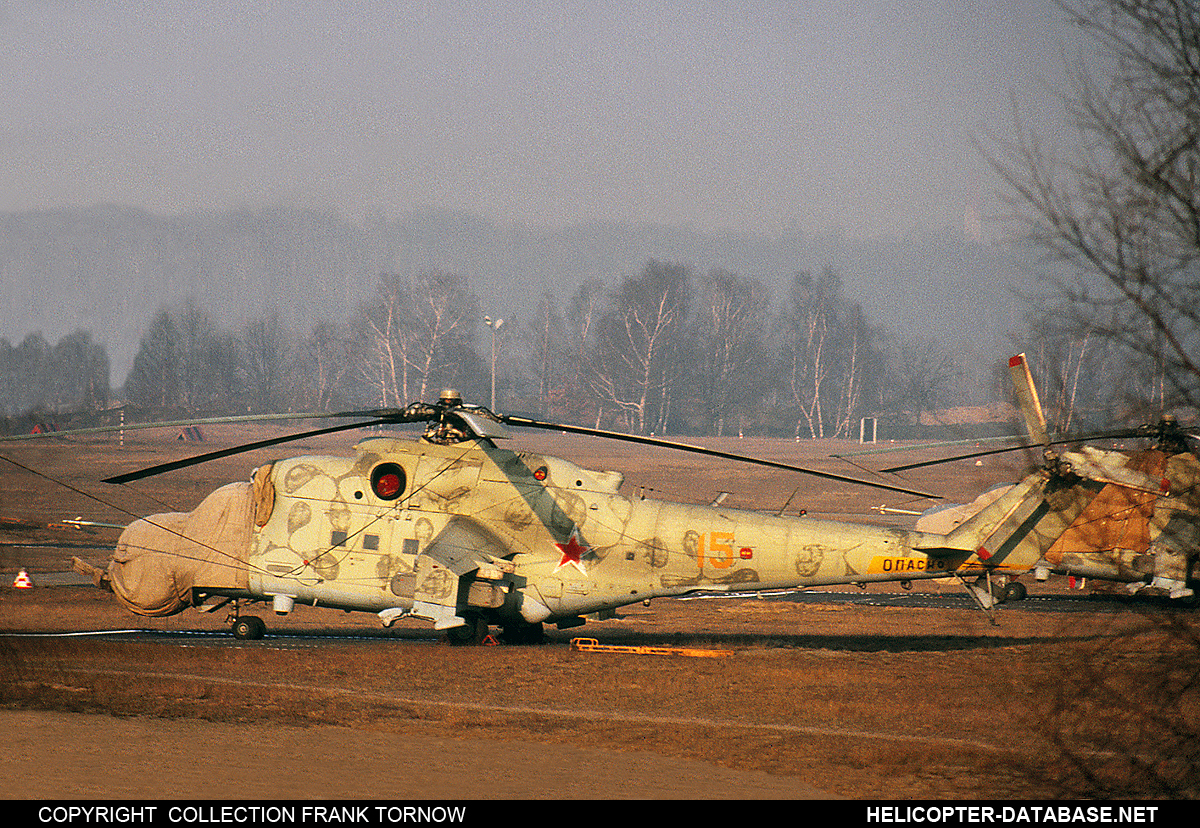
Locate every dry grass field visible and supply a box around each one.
[2,425,1198,799]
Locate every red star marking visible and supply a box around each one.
[555,529,589,575]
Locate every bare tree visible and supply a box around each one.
[0,331,110,420]
[174,300,240,412]
[831,303,880,439]
[695,269,771,436]
[988,0,1200,413]
[356,271,480,406]
[49,330,110,413]
[779,270,839,439]
[404,271,478,400]
[124,310,182,409]
[1021,331,1122,431]
[124,302,255,414]
[888,336,961,425]
[524,291,565,416]
[990,4,1200,798]
[557,279,607,426]
[592,261,693,435]
[240,314,294,414]
[356,276,409,408]
[296,320,353,411]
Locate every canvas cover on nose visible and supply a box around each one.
[109,481,255,616]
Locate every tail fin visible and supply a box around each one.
[915,473,1050,565]
[945,474,1046,552]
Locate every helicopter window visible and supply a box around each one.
[371,463,407,500]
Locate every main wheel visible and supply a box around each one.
[1004,581,1028,602]
[232,616,266,640]
[443,617,488,646]
[500,621,544,645]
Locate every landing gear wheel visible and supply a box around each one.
[500,621,545,645]
[1004,581,1028,602]
[442,617,488,646]
[232,616,266,640]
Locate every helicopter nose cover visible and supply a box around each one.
[109,481,256,616]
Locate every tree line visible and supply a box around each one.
[0,331,109,418]
[129,261,974,437]
[7,256,1189,438]
[1,261,982,438]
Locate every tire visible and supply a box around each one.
[443,617,487,646]
[1004,582,1028,602]
[232,616,265,640]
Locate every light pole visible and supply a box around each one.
[484,316,504,410]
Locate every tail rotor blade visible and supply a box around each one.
[1008,353,1048,446]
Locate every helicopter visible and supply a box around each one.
[899,354,1200,604]
[17,354,1199,644]
[26,384,1053,645]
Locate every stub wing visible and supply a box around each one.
[411,517,513,630]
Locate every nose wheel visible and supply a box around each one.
[231,615,266,640]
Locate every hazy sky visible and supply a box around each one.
[2,0,1086,238]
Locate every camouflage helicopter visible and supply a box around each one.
[28,386,1058,645]
[900,354,1200,604]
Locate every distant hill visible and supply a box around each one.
[0,204,1036,396]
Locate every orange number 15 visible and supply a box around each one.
[697,531,735,570]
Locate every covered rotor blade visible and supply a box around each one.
[103,418,394,484]
[499,414,940,500]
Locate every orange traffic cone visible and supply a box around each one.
[12,569,33,589]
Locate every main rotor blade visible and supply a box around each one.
[882,442,1043,472]
[0,409,412,443]
[499,415,940,499]
[879,428,1147,473]
[103,418,392,484]
[833,433,1027,460]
